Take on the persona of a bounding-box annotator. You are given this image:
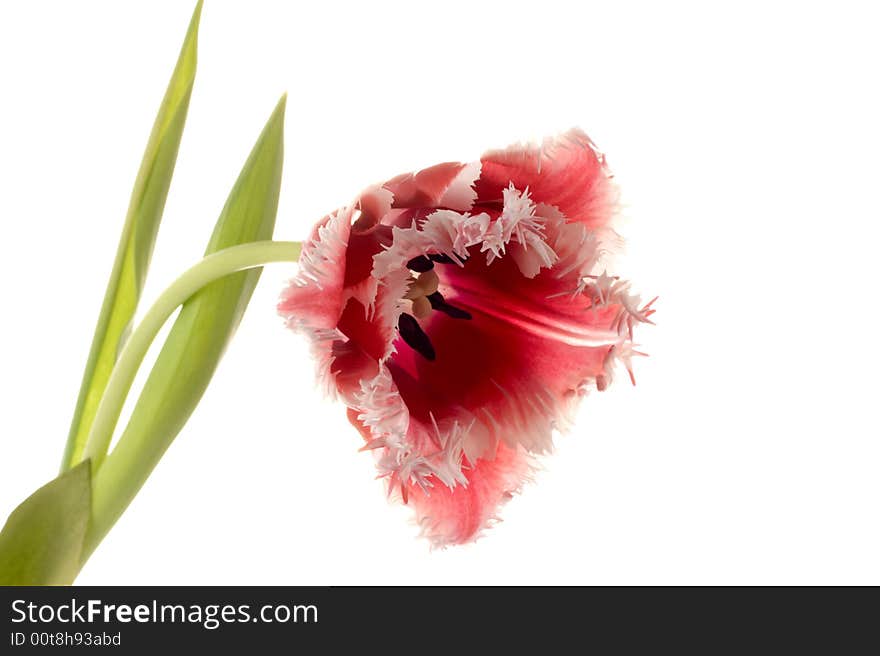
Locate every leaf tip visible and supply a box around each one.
[191,0,205,27]
[274,93,288,121]
[262,93,287,141]
[182,0,204,65]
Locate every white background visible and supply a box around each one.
[0,1,878,585]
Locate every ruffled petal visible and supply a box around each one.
[278,209,353,395]
[475,128,617,231]
[384,161,480,212]
[407,442,533,546]
[278,208,351,331]
[344,186,395,289]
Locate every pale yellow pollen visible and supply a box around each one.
[411,295,432,319]
[417,269,440,296]
[403,269,440,317]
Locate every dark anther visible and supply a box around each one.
[406,255,434,272]
[427,292,472,320]
[428,253,459,265]
[398,313,436,361]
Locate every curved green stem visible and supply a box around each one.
[78,240,300,563]
[79,240,301,471]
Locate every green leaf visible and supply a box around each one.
[0,462,91,586]
[85,96,287,556]
[61,1,203,471]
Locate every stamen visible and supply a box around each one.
[427,292,472,320]
[411,295,432,319]
[404,270,439,299]
[398,313,436,361]
[429,253,459,264]
[406,255,434,272]
[417,269,439,296]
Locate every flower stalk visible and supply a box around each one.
[79,240,300,560]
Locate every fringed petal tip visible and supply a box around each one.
[384,160,481,213]
[405,442,538,547]
[278,208,352,331]
[478,128,620,233]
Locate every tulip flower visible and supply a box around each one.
[279,130,655,545]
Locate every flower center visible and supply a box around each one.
[403,269,440,319]
[398,255,472,361]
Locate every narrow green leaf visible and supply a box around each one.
[0,462,91,586]
[86,96,287,556]
[61,1,203,471]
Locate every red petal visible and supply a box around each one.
[406,442,532,546]
[331,341,379,401]
[336,298,387,362]
[476,129,617,231]
[384,161,479,212]
[388,253,622,459]
[343,223,393,288]
[278,209,350,331]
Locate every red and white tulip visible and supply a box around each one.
[279,130,654,545]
